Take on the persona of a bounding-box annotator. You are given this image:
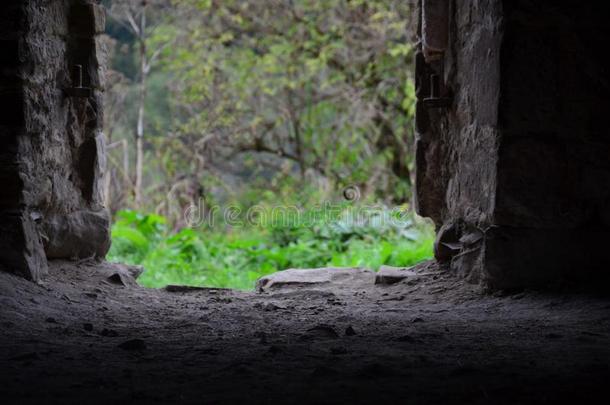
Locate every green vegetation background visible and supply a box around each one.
[103,1,432,289]
[108,208,434,290]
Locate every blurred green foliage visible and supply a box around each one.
[108,207,434,290]
[103,1,427,290]
[103,0,417,213]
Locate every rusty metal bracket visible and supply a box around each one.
[65,64,91,98]
[423,73,452,108]
[416,53,452,110]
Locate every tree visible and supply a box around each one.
[162,0,416,203]
[108,0,172,208]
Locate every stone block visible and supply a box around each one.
[91,132,107,206]
[257,267,374,293]
[42,209,111,259]
[0,212,48,281]
[69,2,106,37]
[374,266,417,285]
[24,0,69,38]
[89,36,108,90]
[422,0,449,62]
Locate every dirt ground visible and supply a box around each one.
[1,260,609,404]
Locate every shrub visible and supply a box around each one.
[108,208,434,290]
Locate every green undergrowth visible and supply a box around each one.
[107,208,434,290]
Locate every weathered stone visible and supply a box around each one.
[91,132,107,206]
[83,261,143,287]
[42,209,111,259]
[434,222,460,263]
[90,36,108,90]
[256,267,375,293]
[118,263,144,280]
[414,0,610,289]
[69,2,106,37]
[374,266,417,285]
[107,272,133,287]
[421,0,449,62]
[300,324,339,341]
[0,213,48,281]
[1,0,110,281]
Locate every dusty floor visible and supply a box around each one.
[1,260,609,404]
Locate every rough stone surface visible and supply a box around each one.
[421,0,449,61]
[0,0,109,279]
[375,266,417,285]
[42,209,111,259]
[257,267,375,292]
[414,0,610,289]
[0,213,48,281]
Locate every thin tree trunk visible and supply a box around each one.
[293,118,305,180]
[122,139,130,190]
[134,10,147,208]
[104,139,130,212]
[287,90,305,179]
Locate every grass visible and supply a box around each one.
[107,208,435,290]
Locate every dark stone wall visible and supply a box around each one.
[0,0,109,281]
[415,0,610,288]
[489,0,610,287]
[497,0,610,229]
[415,0,502,284]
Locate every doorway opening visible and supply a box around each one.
[102,0,434,290]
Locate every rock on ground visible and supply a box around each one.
[256,267,375,292]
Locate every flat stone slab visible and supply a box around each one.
[164,285,232,294]
[375,265,418,285]
[256,267,374,293]
[100,262,143,287]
